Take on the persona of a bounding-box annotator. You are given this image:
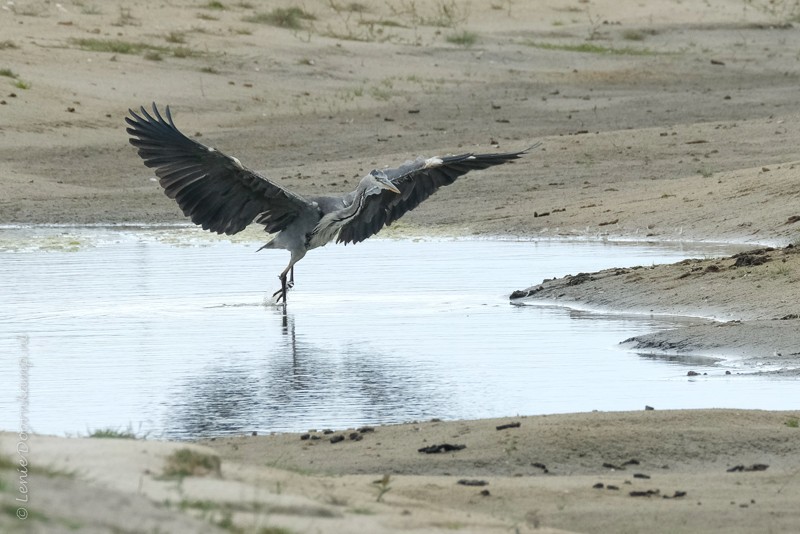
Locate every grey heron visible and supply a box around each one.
[126,103,533,303]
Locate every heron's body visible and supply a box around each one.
[126,104,534,303]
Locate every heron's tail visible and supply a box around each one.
[256,240,276,252]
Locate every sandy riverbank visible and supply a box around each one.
[3,409,800,533]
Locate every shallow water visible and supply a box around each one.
[1,228,795,439]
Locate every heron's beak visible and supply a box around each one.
[386,183,401,194]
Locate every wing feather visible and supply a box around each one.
[126,103,314,235]
[336,146,535,244]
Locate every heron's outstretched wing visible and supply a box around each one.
[126,103,314,235]
[336,146,535,244]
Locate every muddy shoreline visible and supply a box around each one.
[511,245,800,374]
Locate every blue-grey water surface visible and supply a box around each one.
[1,228,795,439]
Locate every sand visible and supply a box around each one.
[1,0,799,532]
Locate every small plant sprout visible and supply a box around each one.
[243,7,316,29]
[446,30,478,47]
[89,427,138,439]
[373,474,392,502]
[162,448,222,479]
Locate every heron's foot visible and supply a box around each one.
[287,280,294,289]
[272,287,287,303]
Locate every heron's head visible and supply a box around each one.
[369,170,401,194]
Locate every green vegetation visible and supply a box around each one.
[80,4,102,15]
[89,427,138,439]
[622,29,645,41]
[360,18,404,28]
[345,2,370,12]
[165,31,186,44]
[525,41,657,56]
[0,40,18,49]
[11,4,44,16]
[372,474,392,502]
[180,499,217,511]
[243,7,316,29]
[162,448,221,478]
[446,30,478,47]
[204,0,226,9]
[771,263,792,276]
[786,417,799,428]
[329,1,370,13]
[70,38,200,59]
[71,37,157,54]
[0,68,28,90]
[368,86,392,101]
[172,46,198,58]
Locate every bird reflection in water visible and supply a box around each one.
[162,307,453,439]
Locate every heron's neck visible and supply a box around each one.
[308,178,374,248]
[357,175,381,198]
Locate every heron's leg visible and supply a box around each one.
[272,271,290,303]
[279,272,288,303]
[272,251,304,303]
[289,266,295,287]
[273,264,292,303]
